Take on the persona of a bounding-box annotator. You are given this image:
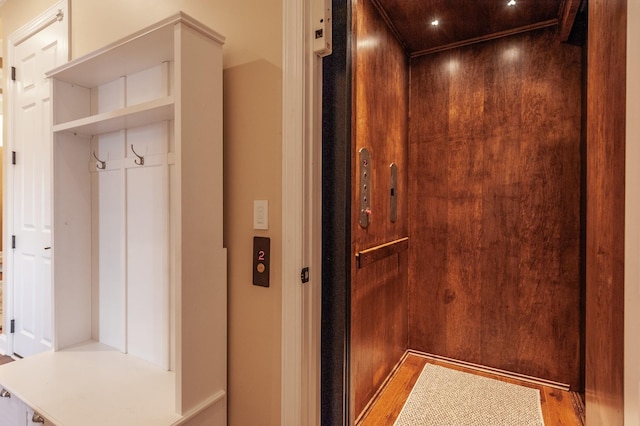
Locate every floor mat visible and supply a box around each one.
[394,363,544,426]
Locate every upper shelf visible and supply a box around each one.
[46,12,225,88]
[53,97,174,136]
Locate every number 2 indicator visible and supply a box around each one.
[253,236,270,287]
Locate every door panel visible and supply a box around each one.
[350,0,409,420]
[10,7,68,358]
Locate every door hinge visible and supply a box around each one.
[301,267,310,283]
[11,235,16,249]
[10,320,15,334]
[11,66,16,81]
[11,151,16,165]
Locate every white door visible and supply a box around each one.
[7,2,68,358]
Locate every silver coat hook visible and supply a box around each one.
[92,151,106,170]
[131,144,144,165]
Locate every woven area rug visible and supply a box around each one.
[394,363,545,426]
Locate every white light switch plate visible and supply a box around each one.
[254,200,269,230]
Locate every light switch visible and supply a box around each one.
[254,200,269,230]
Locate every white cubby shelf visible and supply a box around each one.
[0,12,227,425]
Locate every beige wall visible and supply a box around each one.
[0,1,283,425]
[627,1,640,424]
[0,0,281,68]
[224,60,282,425]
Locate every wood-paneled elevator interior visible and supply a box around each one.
[348,0,584,420]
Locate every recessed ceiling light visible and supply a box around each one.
[507,0,516,5]
[431,19,439,26]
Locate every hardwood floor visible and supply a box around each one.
[357,352,585,426]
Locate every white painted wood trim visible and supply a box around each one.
[46,12,224,83]
[282,0,322,424]
[302,54,323,426]
[7,2,67,48]
[281,0,305,424]
[171,389,226,425]
[626,1,640,425]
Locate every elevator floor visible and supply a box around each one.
[357,352,585,426]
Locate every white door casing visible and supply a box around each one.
[282,0,323,424]
[2,1,69,357]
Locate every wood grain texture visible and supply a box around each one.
[559,0,583,42]
[357,352,585,426]
[357,353,426,425]
[371,0,562,54]
[351,0,409,420]
[585,0,626,425]
[351,253,408,422]
[408,27,583,389]
[356,237,408,268]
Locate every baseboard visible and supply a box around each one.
[172,390,226,425]
[355,351,411,425]
[407,350,571,391]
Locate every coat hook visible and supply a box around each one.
[92,151,106,170]
[131,144,144,165]
[32,412,45,424]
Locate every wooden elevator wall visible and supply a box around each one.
[407,27,583,389]
[585,0,626,424]
[350,0,409,420]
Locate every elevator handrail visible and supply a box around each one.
[356,237,409,268]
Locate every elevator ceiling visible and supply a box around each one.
[371,0,583,55]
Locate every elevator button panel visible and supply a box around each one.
[253,236,270,287]
[359,147,371,228]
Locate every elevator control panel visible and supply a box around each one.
[253,236,270,287]
[313,0,332,57]
[359,147,371,228]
